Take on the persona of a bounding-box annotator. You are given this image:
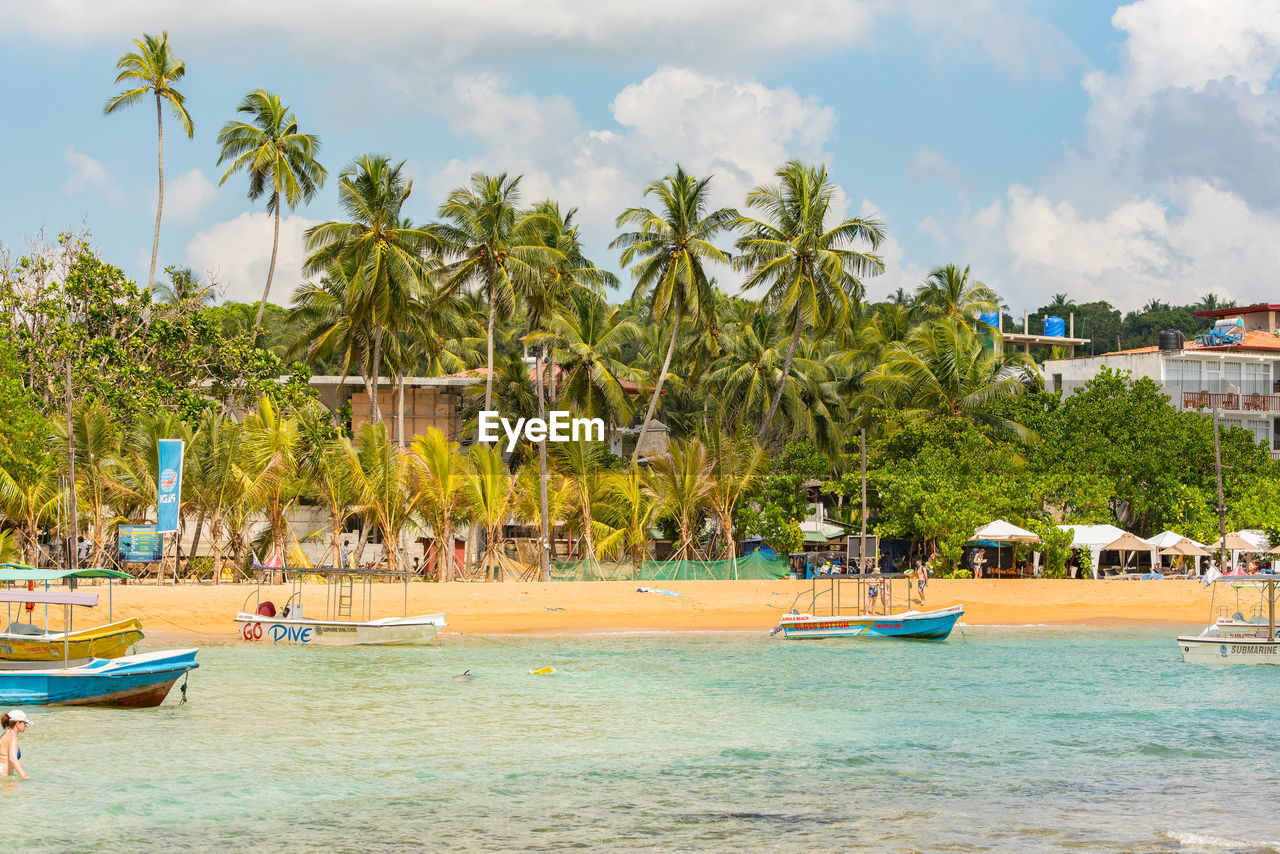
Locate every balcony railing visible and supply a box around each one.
[1182,391,1280,412]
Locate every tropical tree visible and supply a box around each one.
[152,266,215,308]
[862,319,1041,440]
[596,467,660,569]
[460,443,521,580]
[436,173,561,412]
[185,410,250,582]
[217,89,327,327]
[103,31,194,289]
[304,155,438,424]
[409,428,469,582]
[550,438,614,566]
[241,395,301,562]
[913,264,998,321]
[612,166,735,460]
[296,403,361,569]
[346,422,413,570]
[0,459,62,565]
[53,399,122,567]
[704,430,769,566]
[546,300,639,427]
[646,438,715,561]
[733,160,884,435]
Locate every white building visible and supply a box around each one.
[1043,304,1280,457]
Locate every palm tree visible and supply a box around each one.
[241,396,301,562]
[733,160,884,435]
[217,89,327,327]
[304,155,438,424]
[152,266,215,307]
[646,438,714,561]
[550,437,614,566]
[460,444,521,581]
[596,467,659,570]
[613,166,735,461]
[409,428,469,582]
[704,430,768,569]
[861,318,1041,440]
[0,459,62,565]
[53,399,122,567]
[913,264,997,321]
[435,173,562,412]
[295,403,361,569]
[346,422,413,570]
[104,31,194,289]
[546,300,640,428]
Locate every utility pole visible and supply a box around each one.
[534,344,551,582]
[65,337,79,572]
[1213,402,1227,574]
[859,427,867,574]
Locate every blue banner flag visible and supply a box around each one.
[156,439,184,533]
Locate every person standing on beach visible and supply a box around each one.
[1,710,31,780]
[973,549,987,579]
[340,539,352,569]
[917,558,931,605]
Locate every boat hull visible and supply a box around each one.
[0,619,144,661]
[234,612,447,646]
[1179,635,1280,665]
[0,648,199,706]
[777,605,963,640]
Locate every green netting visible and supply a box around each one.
[550,551,791,581]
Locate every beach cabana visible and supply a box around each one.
[1207,530,1269,572]
[1057,524,1156,579]
[1099,532,1157,576]
[1147,531,1208,577]
[969,520,1041,577]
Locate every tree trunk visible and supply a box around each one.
[760,309,803,436]
[330,510,342,569]
[211,518,223,584]
[367,327,384,424]
[353,518,370,566]
[189,510,206,581]
[632,313,680,463]
[437,523,453,583]
[254,200,281,328]
[149,92,165,289]
[535,346,551,582]
[396,371,406,449]
[484,278,496,412]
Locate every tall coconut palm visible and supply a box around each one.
[304,155,438,424]
[217,89,327,327]
[546,300,640,428]
[612,166,735,461]
[103,31,194,289]
[549,437,614,566]
[733,161,884,436]
[346,422,413,570]
[241,396,301,562]
[435,173,562,412]
[296,403,361,569]
[645,438,714,561]
[409,428,469,582]
[185,410,252,582]
[913,264,998,321]
[861,318,1041,440]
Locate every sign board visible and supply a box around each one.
[847,535,879,568]
[119,526,162,563]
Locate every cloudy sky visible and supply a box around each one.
[2,0,1279,312]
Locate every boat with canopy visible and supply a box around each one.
[1179,577,1280,664]
[236,568,446,646]
[0,564,142,661]
[773,571,963,640]
[0,588,197,706]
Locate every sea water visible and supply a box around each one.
[3,628,1279,853]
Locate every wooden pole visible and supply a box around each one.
[859,428,867,572]
[1213,402,1227,574]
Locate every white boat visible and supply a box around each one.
[1179,577,1280,664]
[236,569,446,646]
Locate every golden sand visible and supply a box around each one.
[8,578,1217,638]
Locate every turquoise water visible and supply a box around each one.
[3,628,1279,852]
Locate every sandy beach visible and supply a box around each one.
[8,578,1219,638]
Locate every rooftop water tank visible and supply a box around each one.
[978,311,1000,330]
[1158,329,1184,351]
[1044,315,1065,338]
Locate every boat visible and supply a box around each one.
[0,589,197,706]
[773,571,963,640]
[0,564,142,660]
[1179,577,1280,664]
[235,568,446,646]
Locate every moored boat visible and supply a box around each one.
[1179,577,1280,665]
[0,618,144,661]
[0,648,199,707]
[773,571,963,641]
[236,568,446,646]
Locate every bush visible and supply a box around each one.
[952,568,973,579]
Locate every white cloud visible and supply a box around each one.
[906,149,971,192]
[185,212,318,305]
[165,169,220,223]
[1,1,1076,76]
[62,147,122,202]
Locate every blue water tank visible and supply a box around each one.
[978,311,1000,330]
[1044,315,1065,337]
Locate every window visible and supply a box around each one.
[1245,363,1269,395]
[1052,373,1062,392]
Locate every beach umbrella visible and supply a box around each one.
[1159,539,1210,557]
[1101,532,1154,571]
[1269,544,1280,555]
[1208,532,1260,552]
[971,520,1040,543]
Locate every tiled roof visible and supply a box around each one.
[1106,330,1280,356]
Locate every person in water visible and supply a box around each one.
[1,709,31,780]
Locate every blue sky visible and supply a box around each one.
[2,0,1278,313]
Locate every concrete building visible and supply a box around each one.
[1043,304,1280,456]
